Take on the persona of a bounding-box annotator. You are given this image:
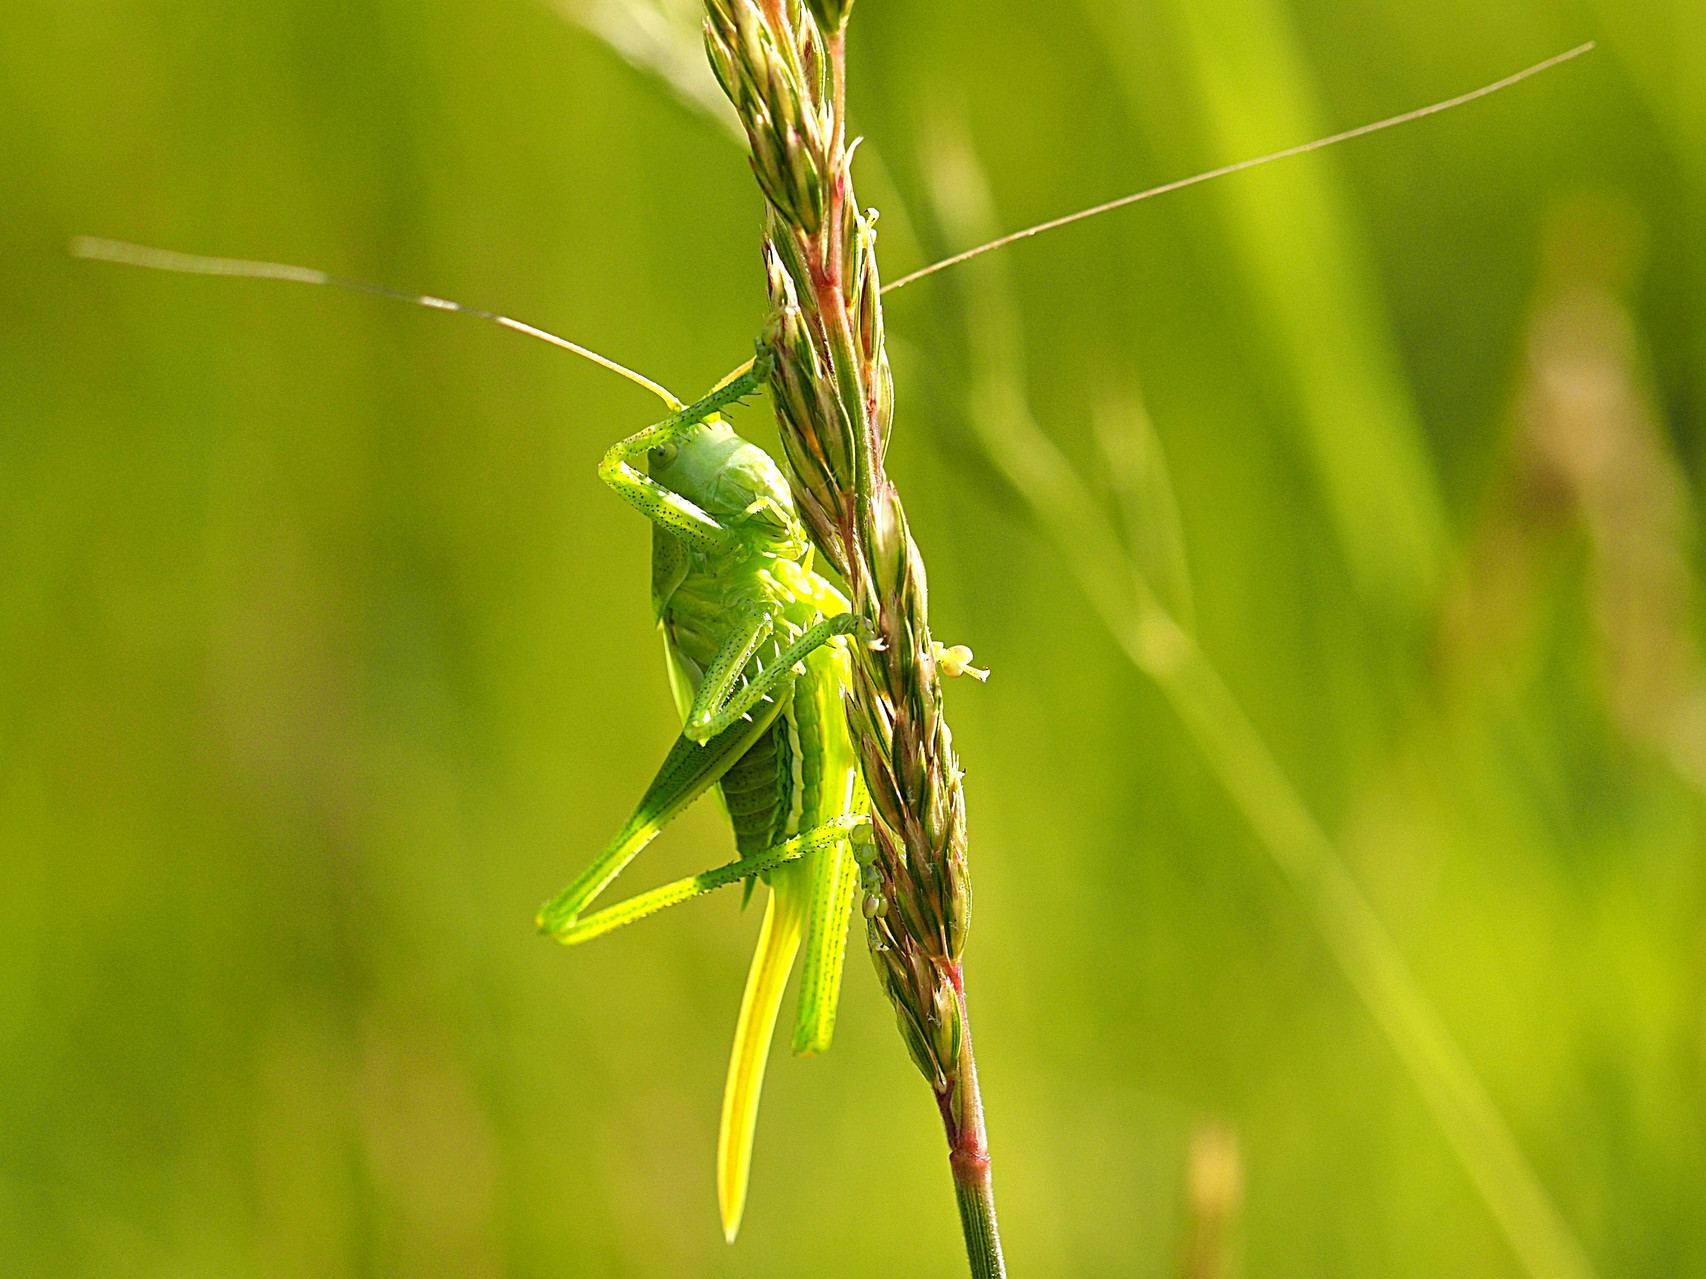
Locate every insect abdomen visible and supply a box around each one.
[719,714,791,855]
[716,647,838,857]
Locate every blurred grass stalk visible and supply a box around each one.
[1089,0,1446,620]
[1578,0,1706,192]
[1179,1122,1243,1279]
[547,0,746,138]
[923,127,1599,1279]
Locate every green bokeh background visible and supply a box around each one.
[2,0,1702,1274]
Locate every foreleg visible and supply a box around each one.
[596,362,770,550]
[683,612,858,743]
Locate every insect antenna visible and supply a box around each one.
[68,236,683,410]
[883,41,1595,294]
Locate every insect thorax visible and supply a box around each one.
[649,422,813,617]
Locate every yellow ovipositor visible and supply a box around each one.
[718,881,807,1242]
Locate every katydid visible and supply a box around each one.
[67,237,886,1241]
[533,352,873,1240]
[66,40,1593,1241]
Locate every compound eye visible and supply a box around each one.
[649,441,679,467]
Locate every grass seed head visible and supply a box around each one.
[704,4,1001,1269]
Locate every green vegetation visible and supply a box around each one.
[1,0,1700,1275]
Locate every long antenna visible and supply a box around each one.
[74,41,1595,381]
[68,236,683,410]
[883,41,1595,294]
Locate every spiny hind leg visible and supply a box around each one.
[789,816,865,1057]
[536,715,775,940]
[543,815,866,947]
